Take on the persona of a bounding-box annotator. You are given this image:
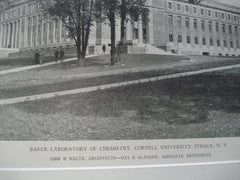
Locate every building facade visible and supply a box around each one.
[0,0,240,56]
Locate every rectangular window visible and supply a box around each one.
[177,16,181,28]
[177,4,180,11]
[195,37,198,44]
[216,23,219,32]
[208,21,212,32]
[168,2,172,9]
[222,13,224,19]
[185,5,189,12]
[193,7,197,13]
[169,33,173,42]
[201,9,204,15]
[224,40,227,47]
[230,40,233,48]
[234,16,237,21]
[235,26,238,35]
[208,10,211,16]
[178,34,182,43]
[202,37,206,45]
[201,20,205,30]
[228,14,231,20]
[217,39,220,47]
[229,25,232,34]
[187,36,191,44]
[168,15,173,26]
[210,38,213,46]
[222,24,225,33]
[185,18,190,28]
[194,19,198,29]
[215,11,218,17]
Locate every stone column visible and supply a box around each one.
[24,17,28,47]
[53,19,56,44]
[7,23,12,48]
[126,19,132,40]
[0,24,2,48]
[138,17,143,44]
[59,20,63,42]
[46,16,50,44]
[36,15,39,46]
[11,22,15,48]
[16,20,20,48]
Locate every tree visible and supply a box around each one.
[0,0,11,11]
[95,0,120,66]
[38,0,94,62]
[119,0,148,43]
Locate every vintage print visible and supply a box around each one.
[0,0,240,141]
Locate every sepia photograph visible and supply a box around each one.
[0,0,240,141]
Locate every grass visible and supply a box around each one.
[0,68,239,140]
[1,55,240,99]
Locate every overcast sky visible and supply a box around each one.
[217,0,240,7]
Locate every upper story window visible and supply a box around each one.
[229,25,232,34]
[22,6,26,15]
[193,7,197,13]
[201,20,205,30]
[235,26,238,34]
[228,14,231,20]
[168,2,172,9]
[208,10,211,16]
[222,13,225,19]
[177,16,182,28]
[215,11,218,18]
[185,5,189,12]
[185,17,190,28]
[234,16,237,21]
[177,4,181,11]
[222,24,226,33]
[216,23,219,32]
[208,21,212,32]
[201,8,204,15]
[194,19,198,29]
[168,15,173,26]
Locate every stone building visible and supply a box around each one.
[0,0,240,56]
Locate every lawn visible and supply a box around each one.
[0,68,239,140]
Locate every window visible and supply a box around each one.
[216,23,219,32]
[222,24,225,33]
[234,16,237,21]
[168,2,172,9]
[215,11,218,17]
[185,18,190,28]
[235,26,238,35]
[177,16,182,28]
[187,36,191,44]
[228,14,231,20]
[185,5,189,12]
[201,20,205,30]
[178,34,182,43]
[169,33,173,42]
[177,4,181,11]
[208,21,212,32]
[193,7,197,13]
[229,25,232,34]
[224,40,227,47]
[201,9,204,15]
[202,37,206,45]
[217,39,220,47]
[168,15,173,26]
[208,10,211,16]
[230,40,233,48]
[210,38,213,46]
[195,37,198,44]
[194,19,198,29]
[222,13,224,19]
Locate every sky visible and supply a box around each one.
[217,0,240,7]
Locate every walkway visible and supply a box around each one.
[0,64,239,105]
